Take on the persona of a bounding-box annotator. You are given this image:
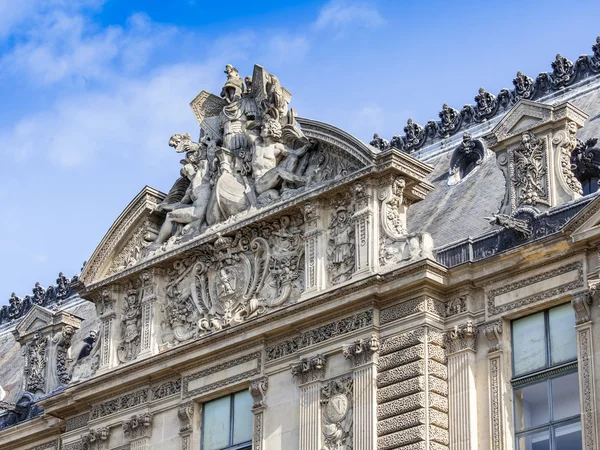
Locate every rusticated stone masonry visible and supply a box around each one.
[377,327,449,450]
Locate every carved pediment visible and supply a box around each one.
[14,306,84,341]
[564,195,600,243]
[80,186,165,285]
[491,99,587,145]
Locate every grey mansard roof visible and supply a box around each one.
[407,69,600,252]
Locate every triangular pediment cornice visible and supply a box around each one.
[489,99,588,146]
[14,305,83,341]
[79,186,166,286]
[563,194,600,243]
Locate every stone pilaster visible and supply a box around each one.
[249,377,268,450]
[97,287,117,373]
[484,320,505,450]
[177,402,195,450]
[445,320,478,450]
[122,412,153,450]
[301,201,326,295]
[377,327,449,450]
[572,291,599,450]
[343,335,379,450]
[292,355,326,450]
[138,270,158,357]
[353,181,375,275]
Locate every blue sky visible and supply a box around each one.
[1,0,600,302]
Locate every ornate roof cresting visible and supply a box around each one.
[375,35,600,153]
[0,273,79,326]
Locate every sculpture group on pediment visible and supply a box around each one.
[158,214,305,347]
[145,64,359,255]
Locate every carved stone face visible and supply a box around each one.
[260,118,282,140]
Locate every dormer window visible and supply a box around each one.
[448,132,486,185]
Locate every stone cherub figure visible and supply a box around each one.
[243,111,312,198]
[149,134,215,249]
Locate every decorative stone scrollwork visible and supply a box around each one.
[343,334,380,367]
[376,35,600,153]
[249,376,268,410]
[23,332,48,394]
[54,325,76,385]
[291,355,326,385]
[117,286,142,363]
[159,214,305,347]
[510,131,548,208]
[445,320,477,355]
[553,121,583,195]
[0,273,77,326]
[513,71,535,100]
[484,320,502,353]
[448,132,486,185]
[178,401,195,442]
[327,194,355,284]
[321,377,353,450]
[81,427,110,450]
[369,133,388,150]
[378,175,434,266]
[445,296,467,317]
[572,289,594,325]
[122,412,153,440]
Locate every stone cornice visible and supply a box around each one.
[0,415,63,450]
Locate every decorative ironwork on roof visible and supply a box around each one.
[371,35,600,153]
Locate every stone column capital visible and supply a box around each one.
[572,286,595,325]
[483,319,503,353]
[445,320,477,356]
[291,354,326,385]
[343,334,380,367]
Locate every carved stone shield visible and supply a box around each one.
[325,393,349,423]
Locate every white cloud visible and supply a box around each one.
[0,61,224,168]
[1,11,174,86]
[314,0,385,32]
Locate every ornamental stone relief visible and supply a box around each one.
[510,131,548,208]
[23,332,48,394]
[321,377,353,450]
[117,286,142,363]
[327,194,355,285]
[158,213,305,347]
[122,413,153,440]
[378,175,434,267]
[291,354,326,385]
[136,64,361,262]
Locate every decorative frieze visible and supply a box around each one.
[89,389,149,420]
[151,378,181,400]
[66,413,90,432]
[380,297,445,325]
[321,377,353,450]
[266,310,373,361]
[291,355,326,385]
[445,296,467,317]
[486,261,584,316]
[182,352,261,398]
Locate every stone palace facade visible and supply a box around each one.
[4,36,600,450]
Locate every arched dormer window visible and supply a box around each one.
[448,132,486,185]
[571,137,600,195]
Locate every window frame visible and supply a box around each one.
[201,391,252,450]
[511,303,581,449]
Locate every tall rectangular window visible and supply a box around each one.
[512,303,581,450]
[202,390,253,450]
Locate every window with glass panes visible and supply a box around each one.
[512,303,582,450]
[201,390,253,450]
